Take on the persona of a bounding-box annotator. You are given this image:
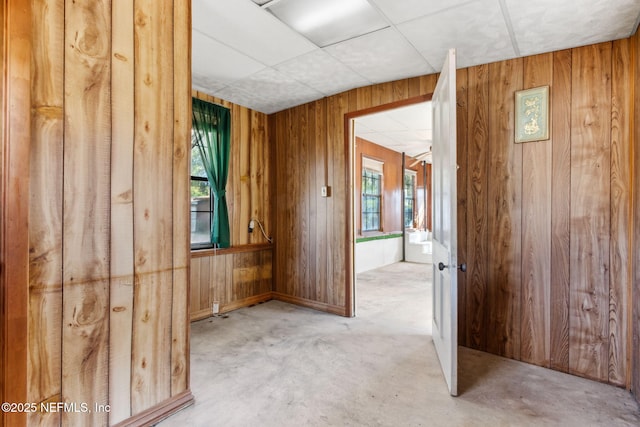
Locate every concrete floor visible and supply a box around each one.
[158,262,640,426]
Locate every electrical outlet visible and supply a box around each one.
[212,301,220,314]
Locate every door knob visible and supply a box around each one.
[438,262,467,272]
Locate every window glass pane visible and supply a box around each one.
[404,172,415,228]
[191,136,208,178]
[362,168,382,232]
[191,179,211,245]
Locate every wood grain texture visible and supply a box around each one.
[465,64,489,351]
[29,0,63,425]
[2,1,31,425]
[486,59,523,360]
[550,49,572,373]
[62,0,111,425]
[189,248,273,321]
[569,43,612,382]
[520,53,553,367]
[131,0,174,412]
[109,0,135,422]
[172,0,192,399]
[632,29,640,404]
[456,68,469,346]
[330,92,349,307]
[20,0,193,424]
[608,38,631,387]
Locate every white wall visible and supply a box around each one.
[355,236,402,274]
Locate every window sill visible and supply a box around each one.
[191,242,273,258]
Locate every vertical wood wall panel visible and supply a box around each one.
[171,0,191,398]
[29,0,63,425]
[299,105,311,300]
[486,59,523,359]
[131,0,175,411]
[62,1,111,424]
[520,53,553,367]
[608,38,631,387]
[465,65,489,350]
[550,49,572,373]
[109,0,134,422]
[569,43,612,381]
[456,68,469,345]
[314,100,328,302]
[331,93,350,307]
[2,1,31,425]
[632,29,640,404]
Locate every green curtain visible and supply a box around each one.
[192,98,231,248]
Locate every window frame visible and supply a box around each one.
[361,157,384,233]
[404,169,417,229]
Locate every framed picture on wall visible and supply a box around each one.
[515,85,549,143]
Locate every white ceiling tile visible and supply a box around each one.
[220,68,325,114]
[192,75,227,94]
[192,0,317,66]
[387,103,431,129]
[275,50,370,95]
[192,31,266,85]
[505,0,640,56]
[357,113,406,133]
[385,130,431,143]
[370,0,472,25]
[358,133,401,147]
[325,28,435,83]
[398,0,517,69]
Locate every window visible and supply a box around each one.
[362,157,383,232]
[404,170,416,228]
[191,98,232,249]
[191,138,213,248]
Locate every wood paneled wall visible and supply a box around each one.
[26,1,193,426]
[189,91,273,320]
[190,246,272,320]
[354,137,427,235]
[1,1,31,426]
[271,39,636,388]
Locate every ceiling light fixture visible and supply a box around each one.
[264,0,389,48]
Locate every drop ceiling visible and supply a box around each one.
[193,0,640,115]
[193,0,640,156]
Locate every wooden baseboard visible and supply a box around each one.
[112,390,194,427]
[190,308,213,322]
[272,292,347,316]
[190,293,273,322]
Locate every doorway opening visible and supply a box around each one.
[345,96,433,317]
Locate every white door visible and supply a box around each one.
[431,48,459,396]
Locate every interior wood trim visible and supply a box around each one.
[191,242,273,258]
[272,292,347,316]
[112,390,194,427]
[1,1,31,425]
[343,94,432,318]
